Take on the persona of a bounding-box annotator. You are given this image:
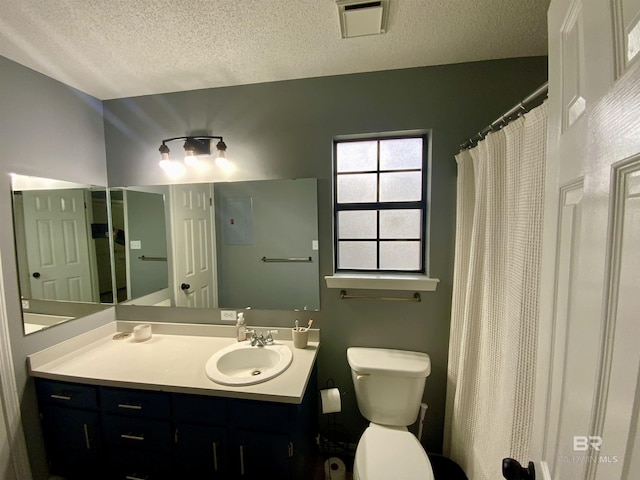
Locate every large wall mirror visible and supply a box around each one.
[10,175,320,335]
[11,174,114,334]
[116,178,320,312]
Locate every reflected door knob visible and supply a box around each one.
[181,283,191,291]
[32,272,41,278]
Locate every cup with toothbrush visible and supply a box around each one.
[292,319,312,349]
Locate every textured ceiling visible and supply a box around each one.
[0,0,550,100]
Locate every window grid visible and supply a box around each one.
[334,135,427,274]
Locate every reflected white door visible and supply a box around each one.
[536,1,640,479]
[169,184,216,308]
[22,189,93,302]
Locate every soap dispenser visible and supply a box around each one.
[236,312,247,341]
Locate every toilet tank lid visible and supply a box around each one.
[347,347,431,377]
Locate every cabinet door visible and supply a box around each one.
[106,447,174,480]
[234,429,291,479]
[40,405,103,479]
[175,422,228,478]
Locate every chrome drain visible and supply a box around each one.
[251,370,262,376]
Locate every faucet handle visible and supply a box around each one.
[265,329,279,344]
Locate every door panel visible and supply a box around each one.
[539,1,640,479]
[170,184,216,308]
[22,189,93,302]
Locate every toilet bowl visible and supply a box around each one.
[347,347,434,480]
[353,424,434,480]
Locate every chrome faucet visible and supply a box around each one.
[249,329,279,347]
[250,330,265,347]
[264,329,278,345]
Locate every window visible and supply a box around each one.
[333,134,428,273]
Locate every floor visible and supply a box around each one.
[313,453,467,480]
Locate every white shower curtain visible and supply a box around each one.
[444,102,547,480]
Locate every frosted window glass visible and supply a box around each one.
[336,141,377,172]
[380,138,422,170]
[379,241,421,270]
[379,172,422,202]
[338,241,377,270]
[338,210,377,239]
[379,210,421,239]
[337,174,377,203]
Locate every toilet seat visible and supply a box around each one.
[353,424,434,480]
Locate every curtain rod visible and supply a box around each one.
[459,82,548,151]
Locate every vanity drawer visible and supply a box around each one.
[172,393,227,425]
[100,387,170,419]
[36,379,98,410]
[103,414,173,452]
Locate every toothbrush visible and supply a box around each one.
[295,320,299,331]
[306,319,313,330]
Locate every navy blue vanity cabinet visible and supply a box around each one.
[36,379,104,480]
[100,387,174,479]
[230,400,292,478]
[173,394,229,477]
[34,364,317,480]
[230,365,318,480]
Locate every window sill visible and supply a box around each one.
[324,274,439,292]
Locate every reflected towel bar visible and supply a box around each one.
[340,290,421,302]
[138,255,167,261]
[261,256,312,262]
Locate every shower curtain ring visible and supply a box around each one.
[517,103,527,117]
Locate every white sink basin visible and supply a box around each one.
[205,342,293,386]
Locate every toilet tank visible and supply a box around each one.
[347,347,431,426]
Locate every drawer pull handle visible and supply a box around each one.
[50,394,72,401]
[240,445,245,476]
[213,441,218,471]
[118,403,143,410]
[83,423,91,450]
[121,433,145,441]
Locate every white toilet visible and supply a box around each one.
[347,347,435,480]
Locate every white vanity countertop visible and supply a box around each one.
[28,321,320,404]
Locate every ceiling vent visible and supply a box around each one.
[337,0,389,38]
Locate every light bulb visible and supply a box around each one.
[184,153,198,166]
[215,148,231,170]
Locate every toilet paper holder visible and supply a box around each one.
[319,379,347,415]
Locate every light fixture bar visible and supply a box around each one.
[158,135,228,171]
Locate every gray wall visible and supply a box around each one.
[0,56,114,480]
[104,57,548,454]
[126,190,169,298]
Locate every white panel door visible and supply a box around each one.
[22,189,93,302]
[535,1,640,479]
[169,183,216,308]
[0,371,17,480]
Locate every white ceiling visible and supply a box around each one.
[0,0,550,100]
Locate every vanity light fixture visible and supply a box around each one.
[158,136,228,171]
